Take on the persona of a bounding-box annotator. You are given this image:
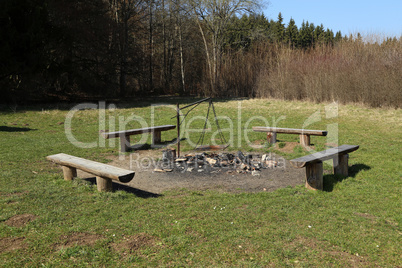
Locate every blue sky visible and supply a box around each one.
[262,0,402,37]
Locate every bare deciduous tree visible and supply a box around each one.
[109,0,148,96]
[189,0,264,94]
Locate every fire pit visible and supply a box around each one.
[105,147,305,193]
[155,149,281,176]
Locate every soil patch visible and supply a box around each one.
[93,149,305,195]
[0,191,29,197]
[111,233,155,254]
[54,232,104,250]
[0,237,26,252]
[288,237,371,267]
[276,142,300,153]
[354,212,377,222]
[4,214,37,228]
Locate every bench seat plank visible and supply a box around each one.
[290,145,359,168]
[47,153,135,183]
[102,125,176,139]
[252,127,327,136]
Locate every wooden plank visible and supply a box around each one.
[62,166,77,181]
[333,153,349,177]
[152,131,161,144]
[300,134,311,147]
[290,145,359,168]
[252,126,327,136]
[47,153,135,183]
[267,132,276,144]
[305,161,323,190]
[102,125,176,139]
[96,176,113,192]
[120,135,130,153]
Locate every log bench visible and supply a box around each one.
[101,125,176,152]
[252,126,327,147]
[47,153,135,192]
[290,145,359,190]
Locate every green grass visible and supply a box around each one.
[0,98,401,267]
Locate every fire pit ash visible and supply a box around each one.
[155,149,279,176]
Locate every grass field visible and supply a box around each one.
[0,98,401,267]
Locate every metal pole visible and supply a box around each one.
[179,97,211,110]
[176,103,180,157]
[170,97,212,119]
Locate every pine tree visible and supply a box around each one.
[297,21,314,49]
[275,12,285,43]
[314,24,325,46]
[250,14,271,44]
[284,18,298,48]
[335,31,342,43]
[324,29,335,46]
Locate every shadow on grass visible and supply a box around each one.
[84,177,161,198]
[348,163,371,178]
[0,126,37,132]
[323,163,371,192]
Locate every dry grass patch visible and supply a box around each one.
[354,212,378,222]
[287,236,372,267]
[0,191,29,197]
[53,233,104,250]
[0,237,27,252]
[111,233,156,255]
[5,214,38,228]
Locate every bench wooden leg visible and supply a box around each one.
[333,153,349,177]
[267,132,277,144]
[300,134,311,147]
[96,176,113,192]
[152,131,161,145]
[305,161,323,190]
[120,135,130,152]
[62,166,77,181]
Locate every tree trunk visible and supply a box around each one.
[196,19,214,94]
[149,1,154,93]
[161,0,166,91]
[178,23,186,93]
[212,35,218,95]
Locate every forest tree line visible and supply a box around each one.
[1,0,401,107]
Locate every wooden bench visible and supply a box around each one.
[47,153,135,192]
[290,145,359,190]
[252,126,328,146]
[101,125,176,152]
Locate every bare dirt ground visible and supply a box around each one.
[111,233,156,256]
[0,213,35,253]
[77,144,306,195]
[53,233,105,251]
[4,214,37,228]
[0,237,26,252]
